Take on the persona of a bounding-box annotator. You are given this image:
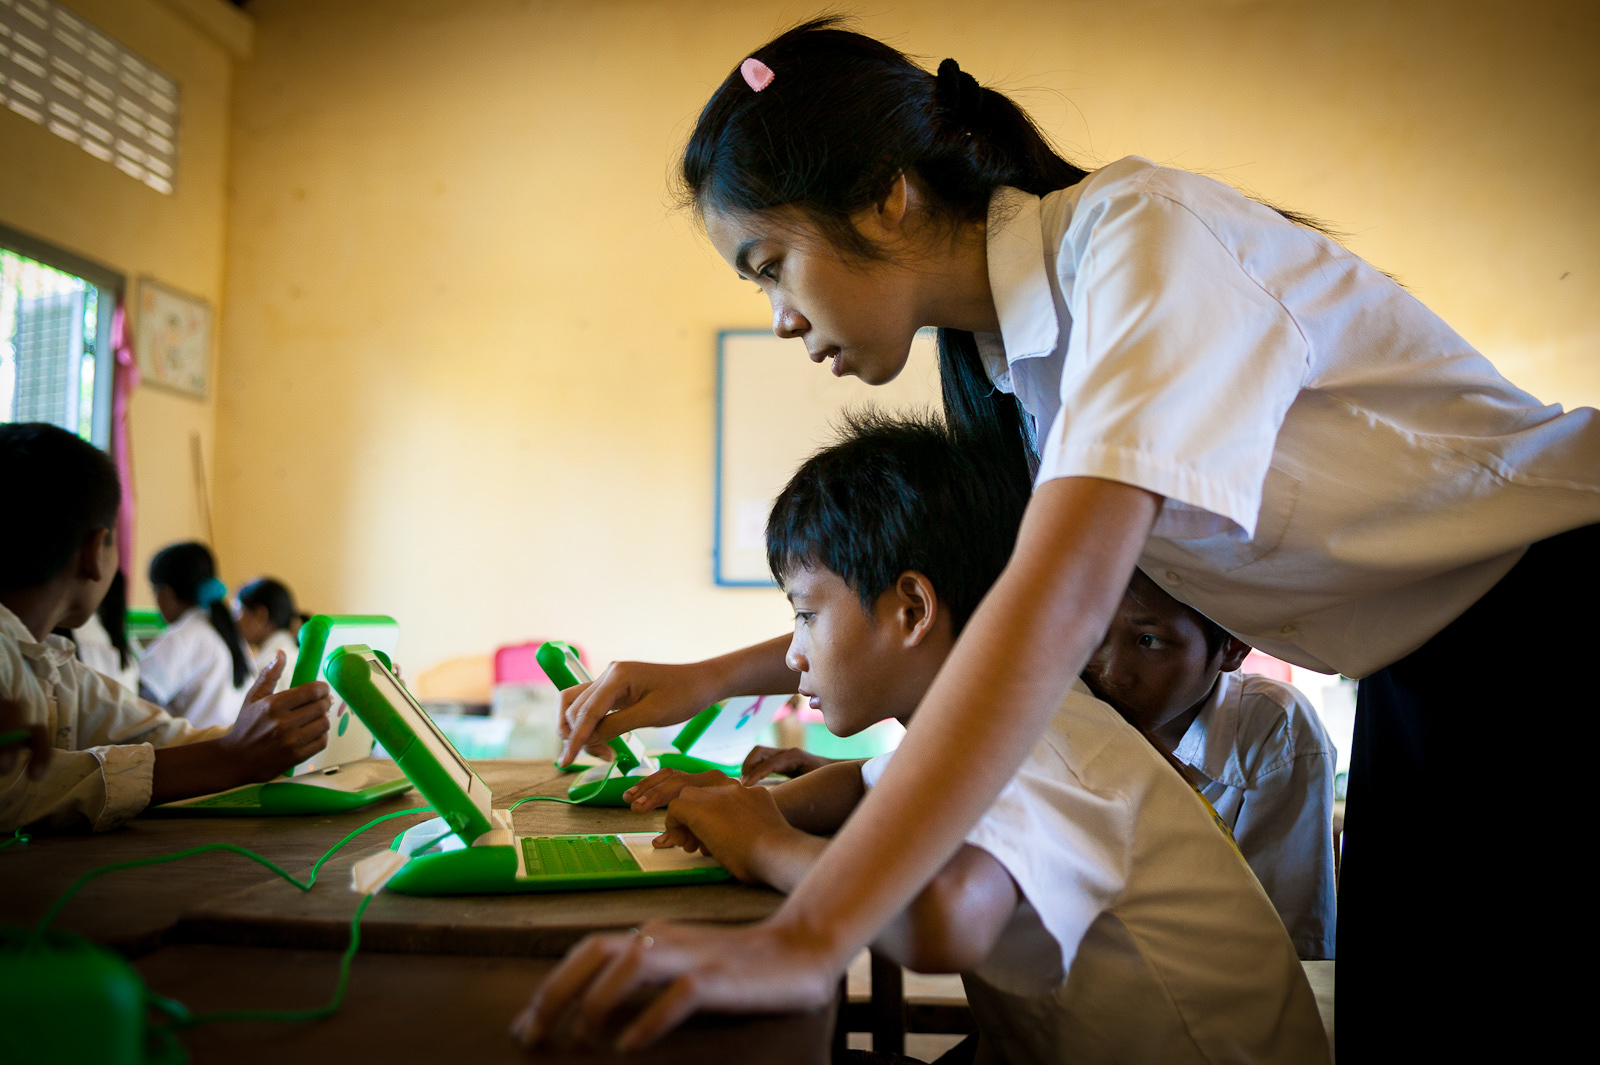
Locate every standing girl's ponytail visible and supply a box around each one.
[680,17,1087,488]
[149,542,252,687]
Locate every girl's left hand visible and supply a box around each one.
[509,918,839,1052]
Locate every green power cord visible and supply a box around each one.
[507,794,578,810]
[24,803,438,1032]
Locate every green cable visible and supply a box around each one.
[0,828,29,852]
[508,794,577,810]
[179,893,374,1027]
[34,804,437,935]
[304,805,435,889]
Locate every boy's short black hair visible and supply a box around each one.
[0,422,121,590]
[766,409,1029,634]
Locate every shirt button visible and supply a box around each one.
[1165,571,1181,583]
[1280,624,1296,635]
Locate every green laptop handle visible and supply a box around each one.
[326,645,491,843]
[535,641,647,774]
[292,614,398,688]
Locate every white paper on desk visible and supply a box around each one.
[617,832,723,872]
[351,849,408,894]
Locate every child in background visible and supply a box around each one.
[1084,570,1338,960]
[140,542,253,729]
[0,423,332,832]
[567,413,1327,1065]
[235,577,303,673]
[71,570,139,693]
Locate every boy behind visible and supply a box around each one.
[599,413,1327,1065]
[1086,570,1339,959]
[0,423,332,832]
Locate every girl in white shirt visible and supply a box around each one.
[523,18,1598,1059]
[234,577,303,678]
[139,543,253,730]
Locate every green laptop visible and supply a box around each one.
[325,644,731,896]
[537,640,781,806]
[149,615,413,816]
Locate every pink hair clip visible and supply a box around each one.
[740,57,775,92]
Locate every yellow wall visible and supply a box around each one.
[0,0,237,607]
[214,0,1598,676]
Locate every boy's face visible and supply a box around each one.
[1083,577,1236,736]
[781,564,948,738]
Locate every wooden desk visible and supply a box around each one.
[6,760,829,1063]
[135,945,834,1065]
[174,759,783,954]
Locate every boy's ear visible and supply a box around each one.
[1218,637,1251,674]
[77,527,114,583]
[892,571,941,647]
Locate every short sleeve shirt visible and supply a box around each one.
[1173,671,1338,959]
[979,158,1600,677]
[862,681,1328,1065]
[139,608,245,729]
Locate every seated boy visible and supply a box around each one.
[619,413,1327,1065]
[1084,569,1339,959]
[1,423,332,832]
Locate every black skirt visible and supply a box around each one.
[1341,522,1597,1060]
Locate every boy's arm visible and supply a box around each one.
[151,654,333,803]
[664,782,1018,972]
[1232,749,1339,959]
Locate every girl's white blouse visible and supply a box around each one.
[980,158,1600,677]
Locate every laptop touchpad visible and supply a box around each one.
[616,833,723,872]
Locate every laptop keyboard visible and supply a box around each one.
[520,835,638,876]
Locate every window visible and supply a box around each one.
[0,0,181,194]
[0,225,121,447]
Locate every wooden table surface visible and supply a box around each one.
[6,760,828,1063]
[136,944,834,1065]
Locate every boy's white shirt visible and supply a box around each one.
[979,157,1600,679]
[862,680,1329,1065]
[138,607,246,729]
[1173,670,1338,959]
[0,602,225,832]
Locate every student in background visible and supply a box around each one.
[140,543,253,729]
[235,578,302,673]
[534,414,1327,1063]
[0,423,331,832]
[1084,569,1338,960]
[71,570,139,693]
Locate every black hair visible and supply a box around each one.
[681,16,1085,493]
[149,542,252,687]
[238,578,298,636]
[766,409,1029,635]
[95,570,133,670]
[0,422,121,589]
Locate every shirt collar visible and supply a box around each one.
[0,600,77,668]
[1172,670,1250,788]
[985,186,1060,365]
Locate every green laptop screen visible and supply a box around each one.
[366,665,473,792]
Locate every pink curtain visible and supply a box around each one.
[110,303,140,576]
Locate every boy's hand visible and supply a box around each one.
[0,695,51,779]
[558,661,723,767]
[623,767,734,812]
[740,745,836,784]
[217,652,332,781]
[660,783,794,884]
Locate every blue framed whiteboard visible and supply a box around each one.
[713,329,943,586]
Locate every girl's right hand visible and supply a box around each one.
[557,661,723,767]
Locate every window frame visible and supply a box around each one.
[0,221,124,448]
